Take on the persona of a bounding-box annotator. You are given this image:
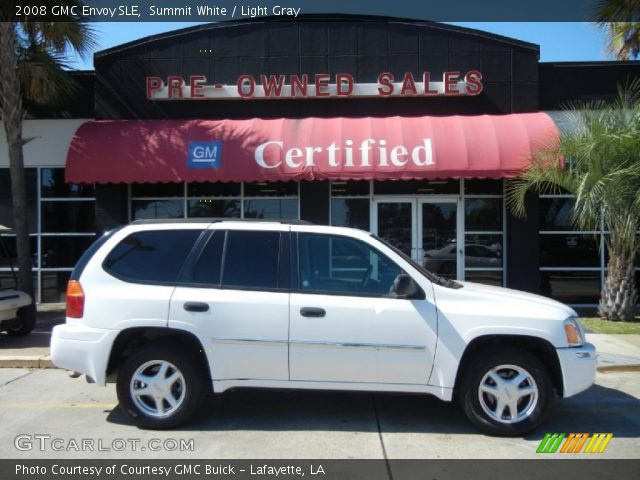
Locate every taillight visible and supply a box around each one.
[66,280,85,318]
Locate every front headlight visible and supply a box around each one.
[563,317,585,347]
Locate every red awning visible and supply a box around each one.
[65,113,558,184]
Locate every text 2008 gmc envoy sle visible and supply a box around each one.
[51,219,597,436]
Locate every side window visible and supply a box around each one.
[104,229,202,284]
[222,230,281,290]
[298,233,405,297]
[191,231,225,286]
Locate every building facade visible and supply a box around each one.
[0,15,638,307]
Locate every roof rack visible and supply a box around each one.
[130,218,313,226]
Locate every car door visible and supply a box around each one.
[289,231,437,385]
[169,226,290,381]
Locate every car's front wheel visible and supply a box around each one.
[116,343,205,429]
[458,347,554,436]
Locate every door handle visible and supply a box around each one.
[300,307,326,318]
[183,302,209,313]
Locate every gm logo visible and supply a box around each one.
[187,141,223,169]
[536,433,613,454]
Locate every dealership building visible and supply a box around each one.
[0,15,638,307]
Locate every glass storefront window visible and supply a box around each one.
[187,182,241,197]
[244,181,298,197]
[465,271,503,286]
[330,181,370,196]
[539,197,576,231]
[41,271,71,303]
[331,198,370,231]
[243,199,298,219]
[0,235,38,268]
[540,271,601,304]
[464,179,503,195]
[131,183,183,198]
[187,199,241,218]
[0,272,37,292]
[374,180,460,195]
[540,234,600,267]
[465,198,502,231]
[41,168,94,198]
[0,168,37,232]
[132,200,184,220]
[41,201,96,233]
[465,234,503,269]
[41,236,96,268]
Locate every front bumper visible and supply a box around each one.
[50,323,119,385]
[556,342,597,398]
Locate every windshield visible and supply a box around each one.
[371,234,462,289]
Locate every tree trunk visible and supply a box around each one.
[598,249,638,322]
[0,23,36,319]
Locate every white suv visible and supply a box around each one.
[51,219,597,436]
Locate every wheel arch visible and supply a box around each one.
[452,334,564,399]
[106,327,212,385]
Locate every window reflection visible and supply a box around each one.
[331,198,370,231]
[243,199,298,219]
[540,234,600,267]
[188,199,241,218]
[132,200,184,220]
[540,271,601,304]
[465,198,502,231]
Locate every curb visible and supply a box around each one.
[0,356,55,369]
[597,364,640,373]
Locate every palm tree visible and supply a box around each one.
[0,11,95,333]
[595,0,640,59]
[507,82,640,322]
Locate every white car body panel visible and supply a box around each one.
[50,221,597,402]
[289,292,437,384]
[169,288,290,381]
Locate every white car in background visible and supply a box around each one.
[0,226,34,336]
[51,220,596,436]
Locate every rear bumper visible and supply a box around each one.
[50,324,118,385]
[556,342,597,398]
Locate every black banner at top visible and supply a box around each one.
[1,0,637,22]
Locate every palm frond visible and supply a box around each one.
[17,48,78,106]
[507,82,640,254]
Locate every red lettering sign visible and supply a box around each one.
[145,70,483,100]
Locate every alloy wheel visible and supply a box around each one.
[129,360,186,418]
[477,364,538,424]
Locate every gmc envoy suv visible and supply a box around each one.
[51,219,597,436]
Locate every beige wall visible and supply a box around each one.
[0,119,89,168]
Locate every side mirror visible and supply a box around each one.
[393,274,420,299]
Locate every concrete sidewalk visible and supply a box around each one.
[1,312,640,372]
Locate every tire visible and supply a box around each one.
[5,306,36,337]
[116,342,205,429]
[458,347,554,437]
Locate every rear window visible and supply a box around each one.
[103,229,202,284]
[71,227,121,281]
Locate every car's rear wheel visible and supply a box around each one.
[458,347,554,436]
[116,343,205,429]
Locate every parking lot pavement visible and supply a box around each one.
[0,369,638,460]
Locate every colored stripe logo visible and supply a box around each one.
[537,433,613,454]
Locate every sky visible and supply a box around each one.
[68,22,611,70]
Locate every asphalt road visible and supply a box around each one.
[0,369,638,459]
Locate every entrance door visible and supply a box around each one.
[373,198,463,279]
